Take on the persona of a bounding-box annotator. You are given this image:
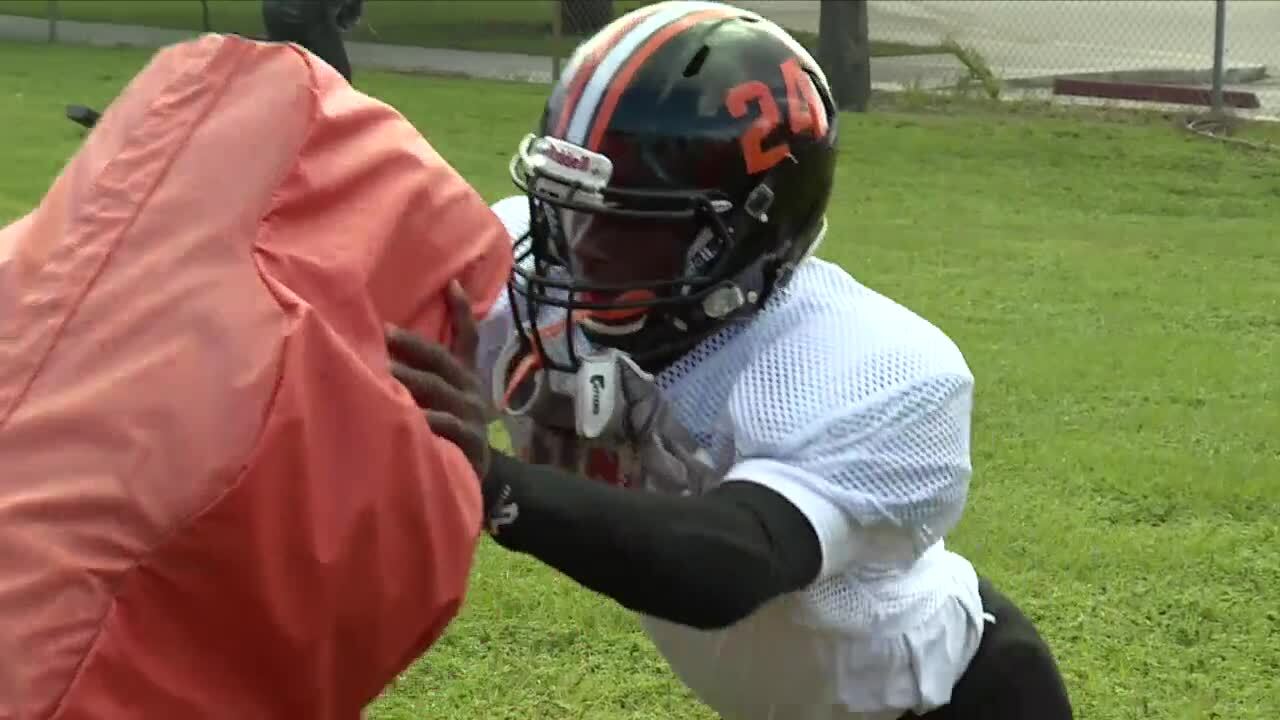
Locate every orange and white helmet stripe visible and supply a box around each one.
[556,2,749,148]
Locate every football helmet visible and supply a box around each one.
[508,0,838,373]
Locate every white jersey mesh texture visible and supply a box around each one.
[656,253,974,624]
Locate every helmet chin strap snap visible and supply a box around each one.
[701,284,748,320]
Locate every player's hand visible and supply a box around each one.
[387,280,494,478]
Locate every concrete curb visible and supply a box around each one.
[1005,64,1269,90]
[1053,77,1261,110]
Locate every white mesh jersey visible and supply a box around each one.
[482,196,986,720]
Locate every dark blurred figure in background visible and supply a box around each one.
[262,0,365,82]
[66,1,364,129]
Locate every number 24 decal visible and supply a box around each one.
[725,58,830,175]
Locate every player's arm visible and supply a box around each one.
[391,316,968,630]
[478,363,974,628]
[388,305,822,630]
[479,355,974,627]
[391,300,973,630]
[480,452,822,629]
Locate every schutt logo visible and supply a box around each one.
[589,374,605,415]
[546,144,591,171]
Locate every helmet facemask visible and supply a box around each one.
[508,133,782,374]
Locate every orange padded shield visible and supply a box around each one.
[0,35,511,720]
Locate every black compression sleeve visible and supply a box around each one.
[482,451,824,629]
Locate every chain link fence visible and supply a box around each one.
[859,0,1278,115]
[2,0,1276,116]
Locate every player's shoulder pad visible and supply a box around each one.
[725,277,974,456]
[489,195,530,243]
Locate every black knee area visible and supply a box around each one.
[910,577,1074,720]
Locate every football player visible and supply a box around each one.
[388,2,1073,718]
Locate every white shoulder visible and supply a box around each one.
[723,259,974,569]
[489,195,530,241]
[728,259,972,450]
[474,195,531,390]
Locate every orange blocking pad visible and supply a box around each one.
[0,34,511,720]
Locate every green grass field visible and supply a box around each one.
[3,40,1279,720]
[0,0,945,58]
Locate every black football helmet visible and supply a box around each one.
[508,0,838,374]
